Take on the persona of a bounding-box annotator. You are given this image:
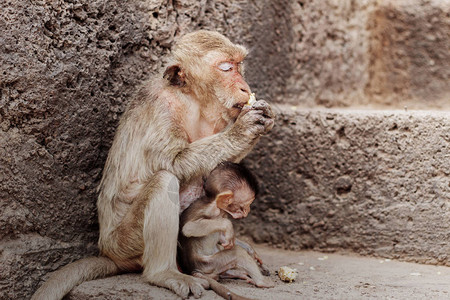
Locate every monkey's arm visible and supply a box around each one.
[235,239,256,256]
[182,217,233,238]
[158,103,274,184]
[168,132,252,183]
[235,239,263,260]
[235,239,270,276]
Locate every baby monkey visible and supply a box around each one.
[178,162,274,299]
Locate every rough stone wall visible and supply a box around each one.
[281,0,450,109]
[1,0,449,299]
[0,0,293,298]
[1,1,153,298]
[366,0,450,109]
[284,0,374,107]
[239,108,450,266]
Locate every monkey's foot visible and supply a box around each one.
[254,277,275,288]
[146,270,209,299]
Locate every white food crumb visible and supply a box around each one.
[278,266,298,283]
[245,93,256,107]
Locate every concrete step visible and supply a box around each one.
[239,106,450,266]
[67,245,450,299]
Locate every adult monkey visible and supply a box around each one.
[32,30,274,299]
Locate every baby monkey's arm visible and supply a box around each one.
[182,217,234,239]
[235,239,270,276]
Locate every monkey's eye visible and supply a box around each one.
[218,62,233,72]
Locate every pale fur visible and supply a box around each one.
[31,257,119,300]
[32,30,274,300]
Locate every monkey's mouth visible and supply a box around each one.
[233,102,247,110]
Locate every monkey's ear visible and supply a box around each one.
[216,191,233,210]
[163,65,186,87]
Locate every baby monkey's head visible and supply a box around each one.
[204,162,259,219]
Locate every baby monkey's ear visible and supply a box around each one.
[215,190,234,210]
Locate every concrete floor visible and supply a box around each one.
[67,244,450,300]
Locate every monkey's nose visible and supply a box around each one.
[238,81,251,96]
[240,87,249,94]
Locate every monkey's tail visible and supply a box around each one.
[196,274,255,300]
[32,256,120,300]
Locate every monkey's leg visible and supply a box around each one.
[197,249,238,276]
[233,247,274,288]
[194,272,254,300]
[142,171,209,298]
[220,268,253,282]
[111,171,208,298]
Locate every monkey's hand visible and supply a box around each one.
[233,100,275,140]
[219,236,235,250]
[219,221,235,250]
[252,99,275,133]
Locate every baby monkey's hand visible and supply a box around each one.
[219,222,235,250]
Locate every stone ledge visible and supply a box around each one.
[66,245,450,299]
[239,106,450,266]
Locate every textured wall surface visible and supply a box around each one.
[0,0,292,298]
[0,0,449,299]
[283,0,450,108]
[365,0,450,108]
[1,1,153,298]
[239,107,450,266]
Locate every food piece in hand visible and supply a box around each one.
[245,93,256,107]
[278,266,298,283]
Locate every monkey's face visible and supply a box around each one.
[169,31,251,121]
[218,187,255,219]
[201,51,251,119]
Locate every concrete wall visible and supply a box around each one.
[1,0,449,298]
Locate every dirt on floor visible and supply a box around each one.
[67,244,450,300]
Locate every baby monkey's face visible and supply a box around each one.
[222,185,255,219]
